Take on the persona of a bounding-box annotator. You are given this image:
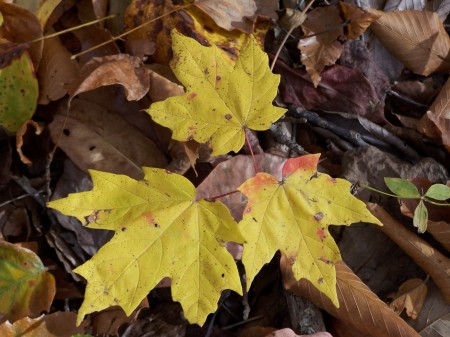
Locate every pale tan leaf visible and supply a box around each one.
[369,9,450,76]
[389,279,428,319]
[367,203,450,303]
[425,0,450,21]
[299,6,345,87]
[194,0,278,33]
[427,76,450,151]
[281,257,421,337]
[384,0,426,12]
[340,2,381,39]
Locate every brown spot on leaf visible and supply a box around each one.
[216,75,221,81]
[318,277,324,284]
[225,114,232,120]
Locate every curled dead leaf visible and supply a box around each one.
[389,278,428,319]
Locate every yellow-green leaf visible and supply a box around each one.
[146,30,286,156]
[413,200,428,233]
[424,184,450,201]
[0,241,55,323]
[0,51,38,132]
[48,168,244,326]
[238,154,382,306]
[384,177,421,198]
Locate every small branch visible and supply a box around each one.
[269,123,308,155]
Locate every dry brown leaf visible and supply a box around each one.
[281,257,421,337]
[147,66,184,103]
[427,76,450,152]
[38,36,80,104]
[0,312,85,337]
[73,54,150,101]
[299,6,346,87]
[427,220,450,253]
[48,99,166,179]
[367,203,450,303]
[389,279,428,319]
[194,0,278,33]
[369,9,450,76]
[340,2,381,39]
[264,329,332,337]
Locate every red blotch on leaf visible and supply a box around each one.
[282,154,320,177]
[187,92,197,100]
[143,212,156,225]
[316,227,327,240]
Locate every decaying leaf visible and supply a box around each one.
[238,154,382,306]
[299,6,346,87]
[147,30,286,156]
[48,168,244,325]
[281,258,421,337]
[389,278,428,319]
[369,9,450,76]
[0,240,55,324]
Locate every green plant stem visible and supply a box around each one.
[360,184,450,206]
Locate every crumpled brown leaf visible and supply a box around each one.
[389,278,428,319]
[299,6,345,87]
[72,54,150,101]
[340,2,381,39]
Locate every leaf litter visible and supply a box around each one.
[0,1,450,336]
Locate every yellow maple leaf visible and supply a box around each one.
[146,30,286,156]
[238,154,382,306]
[48,168,244,326]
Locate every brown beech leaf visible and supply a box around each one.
[194,0,278,33]
[389,279,428,319]
[299,6,346,87]
[369,9,450,76]
[72,54,150,101]
[15,120,43,165]
[48,99,167,179]
[427,220,450,253]
[368,203,450,303]
[38,36,80,104]
[281,257,421,337]
[275,62,385,123]
[427,76,450,151]
[339,2,381,39]
[0,312,85,337]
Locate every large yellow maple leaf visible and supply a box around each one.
[146,30,286,156]
[48,168,244,325]
[238,154,382,306]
